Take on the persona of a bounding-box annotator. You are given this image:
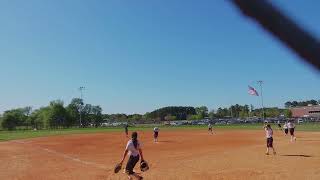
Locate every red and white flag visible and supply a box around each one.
[248,86,259,96]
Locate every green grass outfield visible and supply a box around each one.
[0,123,319,142]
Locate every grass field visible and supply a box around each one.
[0,123,319,141]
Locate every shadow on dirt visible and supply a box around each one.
[299,139,320,142]
[158,140,175,143]
[281,154,312,157]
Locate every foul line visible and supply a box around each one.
[11,140,110,171]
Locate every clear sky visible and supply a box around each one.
[1,0,320,114]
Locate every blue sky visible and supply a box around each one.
[1,0,320,114]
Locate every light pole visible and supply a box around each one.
[79,86,85,127]
[257,81,265,120]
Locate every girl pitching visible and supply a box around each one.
[120,132,144,180]
[264,124,276,155]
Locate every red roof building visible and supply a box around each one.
[290,105,320,118]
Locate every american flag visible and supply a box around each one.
[248,86,259,96]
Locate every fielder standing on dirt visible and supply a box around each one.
[208,123,213,134]
[120,132,145,180]
[283,121,288,136]
[153,127,159,143]
[264,123,276,155]
[124,124,129,138]
[277,120,282,130]
[287,120,296,142]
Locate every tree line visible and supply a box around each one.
[0,98,102,130]
[285,99,319,108]
[1,99,317,130]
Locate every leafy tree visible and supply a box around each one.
[1,111,20,130]
[187,114,202,120]
[149,106,196,121]
[265,108,281,117]
[239,110,248,119]
[47,100,68,128]
[309,99,318,105]
[142,112,152,121]
[292,101,298,107]
[208,109,215,119]
[128,114,143,122]
[285,99,318,108]
[165,114,176,121]
[215,107,229,118]
[90,105,103,127]
[1,108,30,130]
[285,101,292,108]
[284,109,292,118]
[66,98,84,127]
[195,106,208,119]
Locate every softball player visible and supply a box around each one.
[153,127,159,143]
[208,123,213,134]
[277,120,282,130]
[264,124,276,155]
[120,132,144,180]
[124,124,129,137]
[283,121,288,136]
[287,120,296,142]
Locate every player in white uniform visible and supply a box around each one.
[120,132,144,180]
[208,123,213,134]
[287,120,296,142]
[153,127,159,143]
[264,124,276,155]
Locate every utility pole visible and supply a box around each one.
[257,81,265,120]
[79,86,85,127]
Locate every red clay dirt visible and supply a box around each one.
[0,129,320,180]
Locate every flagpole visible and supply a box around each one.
[257,80,265,120]
[79,86,85,127]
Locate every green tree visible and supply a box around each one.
[1,108,30,130]
[66,98,84,127]
[284,109,292,118]
[149,106,196,121]
[90,105,103,127]
[165,114,176,121]
[285,101,292,108]
[208,109,215,119]
[216,108,229,118]
[1,111,20,130]
[48,100,68,128]
[195,106,208,119]
[128,114,143,122]
[239,110,248,119]
[187,114,202,120]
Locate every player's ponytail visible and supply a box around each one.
[132,132,138,149]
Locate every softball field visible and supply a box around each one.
[1,129,319,180]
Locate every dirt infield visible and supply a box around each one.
[1,129,320,180]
